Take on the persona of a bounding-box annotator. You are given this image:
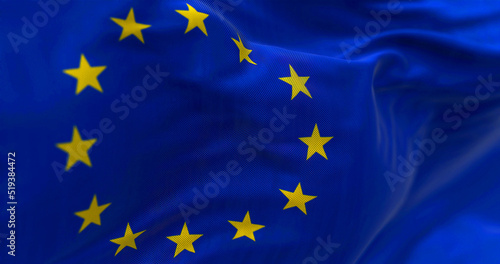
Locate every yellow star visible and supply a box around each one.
[111,8,151,43]
[56,126,97,171]
[176,4,209,36]
[74,195,111,233]
[167,222,203,258]
[280,183,317,215]
[299,124,333,160]
[63,54,106,95]
[228,211,265,241]
[232,34,256,65]
[279,65,311,100]
[110,223,146,256]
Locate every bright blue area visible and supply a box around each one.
[1,0,500,263]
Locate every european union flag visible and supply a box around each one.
[3,0,500,263]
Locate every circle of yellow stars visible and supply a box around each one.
[57,2,334,259]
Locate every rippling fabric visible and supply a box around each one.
[2,0,500,263]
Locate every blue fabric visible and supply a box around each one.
[2,0,500,263]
